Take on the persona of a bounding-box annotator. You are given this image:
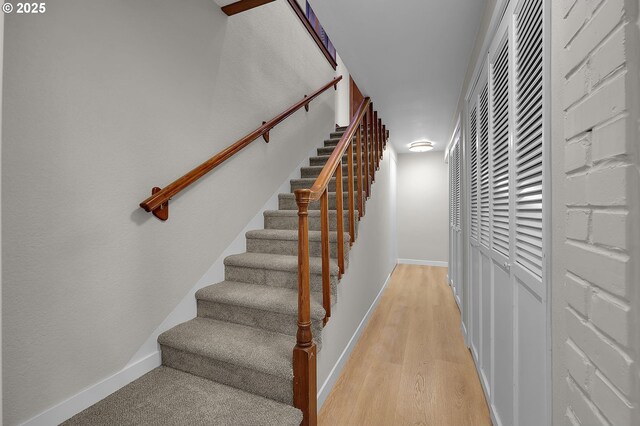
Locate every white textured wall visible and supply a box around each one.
[317,145,398,403]
[397,152,449,263]
[2,1,336,424]
[552,0,640,424]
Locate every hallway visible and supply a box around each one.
[319,264,491,426]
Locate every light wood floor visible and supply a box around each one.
[319,264,491,426]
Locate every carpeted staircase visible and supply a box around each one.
[64,127,366,425]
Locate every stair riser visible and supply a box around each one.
[197,301,324,345]
[309,155,357,166]
[319,147,351,156]
[324,141,368,150]
[318,146,373,156]
[265,211,355,232]
[161,347,293,405]
[247,238,350,261]
[279,193,359,210]
[290,177,358,193]
[225,265,338,294]
[330,130,369,139]
[301,164,357,178]
[323,137,357,146]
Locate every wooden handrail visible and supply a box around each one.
[139,76,342,220]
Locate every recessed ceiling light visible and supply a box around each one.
[409,141,434,152]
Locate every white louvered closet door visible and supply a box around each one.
[488,26,514,426]
[463,0,548,425]
[512,0,548,424]
[448,139,462,307]
[466,66,487,381]
[453,137,463,309]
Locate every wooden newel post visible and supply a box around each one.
[293,189,318,426]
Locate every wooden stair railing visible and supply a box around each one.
[139,76,342,220]
[293,97,389,425]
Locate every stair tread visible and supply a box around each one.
[246,228,350,242]
[278,192,351,199]
[196,280,325,320]
[291,176,355,183]
[224,251,339,275]
[159,317,294,380]
[301,164,356,172]
[310,153,357,161]
[264,209,350,217]
[63,366,302,426]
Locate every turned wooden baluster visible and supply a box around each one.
[356,123,364,219]
[383,124,387,151]
[348,136,357,242]
[320,189,331,325]
[363,112,370,200]
[370,109,375,191]
[374,111,379,173]
[376,118,380,166]
[378,118,383,163]
[335,160,345,276]
[293,189,317,426]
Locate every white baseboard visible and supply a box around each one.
[470,343,500,426]
[397,258,448,267]
[21,351,161,426]
[454,292,462,312]
[316,269,393,408]
[461,320,469,347]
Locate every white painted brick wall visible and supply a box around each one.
[560,0,640,423]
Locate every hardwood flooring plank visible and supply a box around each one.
[319,264,491,426]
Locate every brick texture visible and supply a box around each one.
[560,0,640,424]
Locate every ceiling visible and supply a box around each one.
[308,0,487,153]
